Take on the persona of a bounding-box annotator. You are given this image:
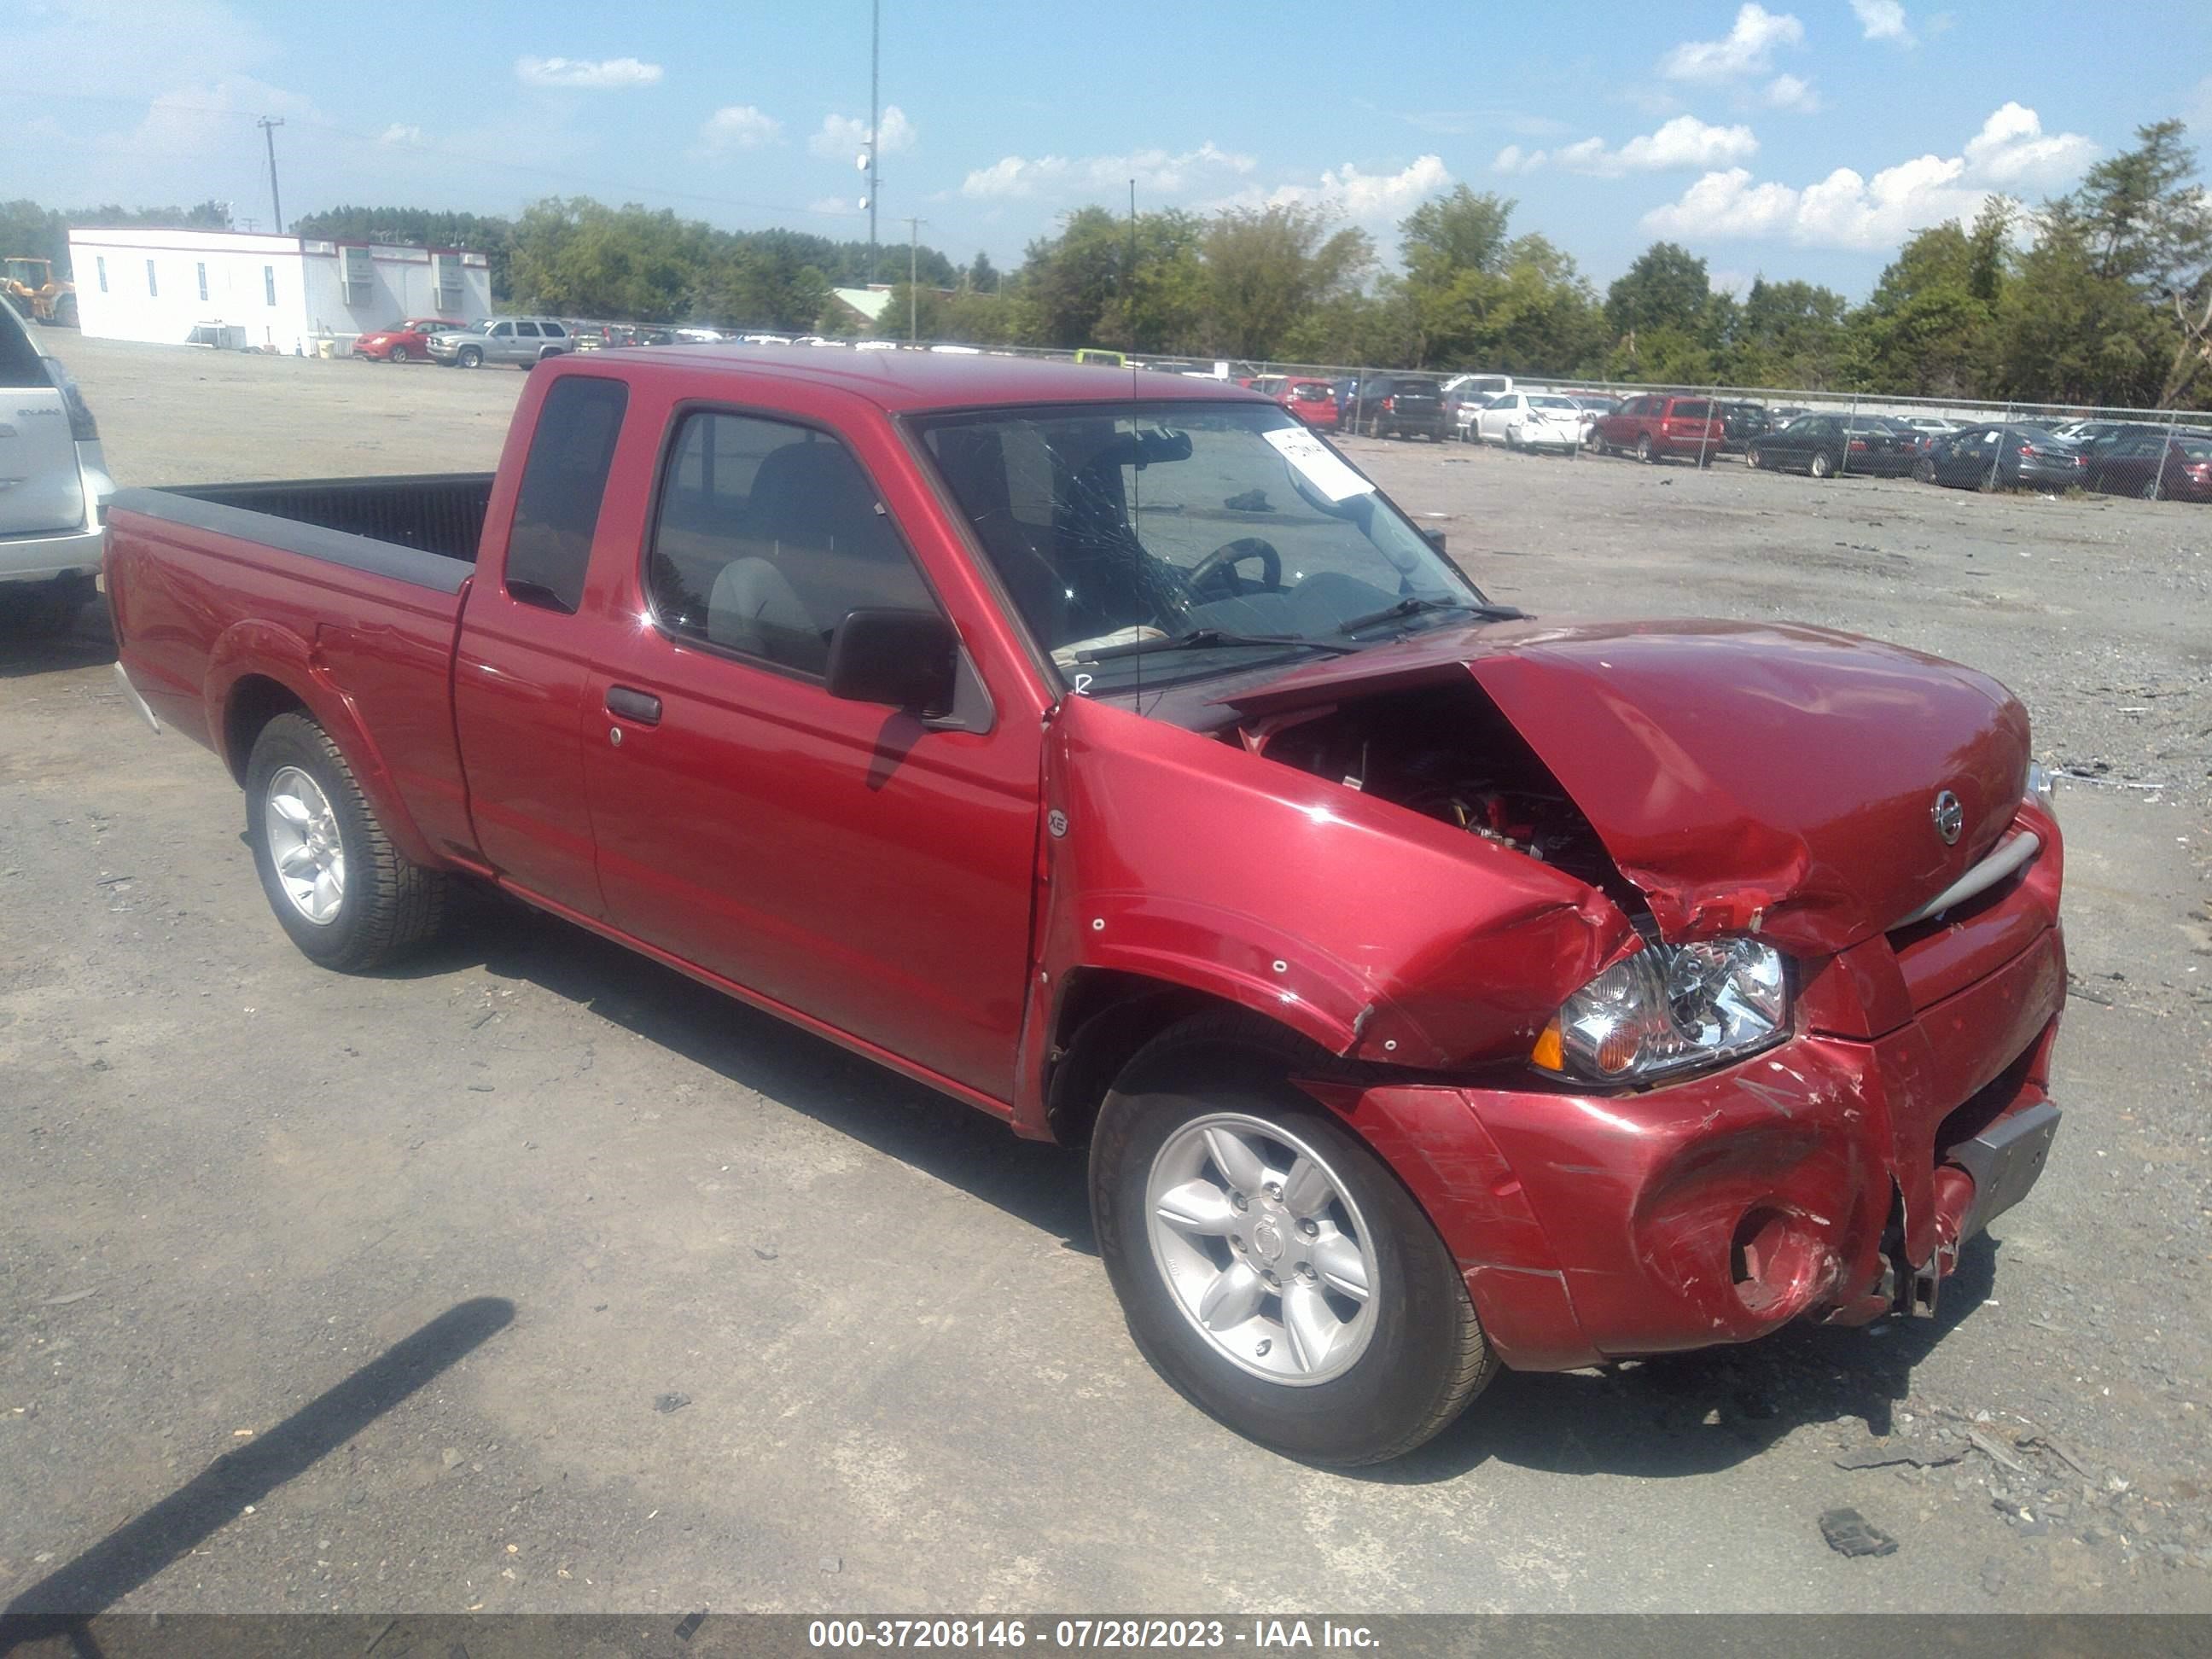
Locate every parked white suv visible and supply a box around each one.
[0,302,114,632]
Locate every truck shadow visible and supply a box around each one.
[1356,1236,2004,1485]
[0,1298,513,1643]
[399,899,1098,1257]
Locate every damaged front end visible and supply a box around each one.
[1034,614,2066,1368]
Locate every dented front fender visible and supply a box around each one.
[1036,696,1636,1074]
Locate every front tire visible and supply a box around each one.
[457,346,483,369]
[388,343,410,364]
[245,713,450,971]
[1091,1013,1496,1465]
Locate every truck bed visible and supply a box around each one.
[106,473,492,867]
[115,473,494,591]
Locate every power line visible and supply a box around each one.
[2,88,869,224]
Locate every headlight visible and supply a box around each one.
[2025,760,2058,815]
[1533,938,1789,1084]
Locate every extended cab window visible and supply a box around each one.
[504,375,629,614]
[646,410,934,677]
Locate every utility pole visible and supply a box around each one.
[905,217,926,342]
[257,116,286,234]
[867,0,880,282]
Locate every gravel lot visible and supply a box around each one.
[3,336,2208,1616]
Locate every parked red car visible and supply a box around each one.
[106,353,2067,1465]
[354,318,463,364]
[1273,375,1336,428]
[1592,393,1728,464]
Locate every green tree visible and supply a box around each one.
[1721,276,1848,387]
[1605,242,1712,341]
[1198,205,1369,358]
[966,250,998,292]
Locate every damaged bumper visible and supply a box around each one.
[1324,922,2066,1371]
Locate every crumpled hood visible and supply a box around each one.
[1225,617,2030,953]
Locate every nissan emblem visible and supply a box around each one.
[1931,789,1964,846]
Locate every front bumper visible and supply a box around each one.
[1321,916,2066,1371]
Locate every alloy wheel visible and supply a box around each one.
[1145,1112,1381,1387]
[263,765,346,925]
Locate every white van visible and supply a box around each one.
[0,300,114,632]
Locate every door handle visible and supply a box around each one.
[605,685,662,725]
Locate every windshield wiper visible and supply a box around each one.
[1076,627,1363,663]
[1336,597,1525,637]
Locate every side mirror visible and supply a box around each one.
[1420,527,1447,554]
[824,608,958,717]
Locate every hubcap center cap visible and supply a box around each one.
[1250,1218,1285,1262]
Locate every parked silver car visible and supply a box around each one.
[428,317,571,370]
[0,298,114,632]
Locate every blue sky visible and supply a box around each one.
[15,0,2212,297]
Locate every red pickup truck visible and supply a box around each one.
[105,352,2067,1464]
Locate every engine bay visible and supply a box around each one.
[1233,683,1643,913]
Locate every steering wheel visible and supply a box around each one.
[1185,537,1284,602]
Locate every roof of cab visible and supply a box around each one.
[612,343,1266,413]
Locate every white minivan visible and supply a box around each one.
[0,301,114,632]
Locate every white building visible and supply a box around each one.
[67,227,493,356]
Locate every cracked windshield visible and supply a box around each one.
[922,402,1489,690]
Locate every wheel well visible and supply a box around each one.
[223,675,307,783]
[1044,970,1348,1148]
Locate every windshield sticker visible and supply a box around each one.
[1261,426,1376,504]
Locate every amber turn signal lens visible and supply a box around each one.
[1530,1021,1564,1073]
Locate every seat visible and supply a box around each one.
[707,556,823,671]
[928,425,1069,645]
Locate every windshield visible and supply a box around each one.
[1527,395,1578,410]
[918,401,1487,692]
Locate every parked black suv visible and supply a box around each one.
[1716,400,1773,452]
[1350,375,1447,440]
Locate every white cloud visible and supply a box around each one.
[1659,4,1804,81]
[1492,143,1545,174]
[514,55,662,89]
[697,104,780,154]
[812,105,916,160]
[808,195,858,217]
[1639,102,2097,250]
[1850,0,1912,42]
[376,123,424,148]
[95,73,314,162]
[1220,155,1452,221]
[1536,116,1758,177]
[960,143,1255,200]
[1763,74,1821,113]
[1961,101,2098,185]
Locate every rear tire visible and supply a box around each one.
[245,712,450,971]
[1809,450,1835,480]
[1637,434,1657,464]
[2139,480,2160,501]
[1912,458,1935,484]
[1091,1011,1496,1466]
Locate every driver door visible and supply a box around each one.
[579,406,1041,1102]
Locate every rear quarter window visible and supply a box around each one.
[504,375,630,614]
